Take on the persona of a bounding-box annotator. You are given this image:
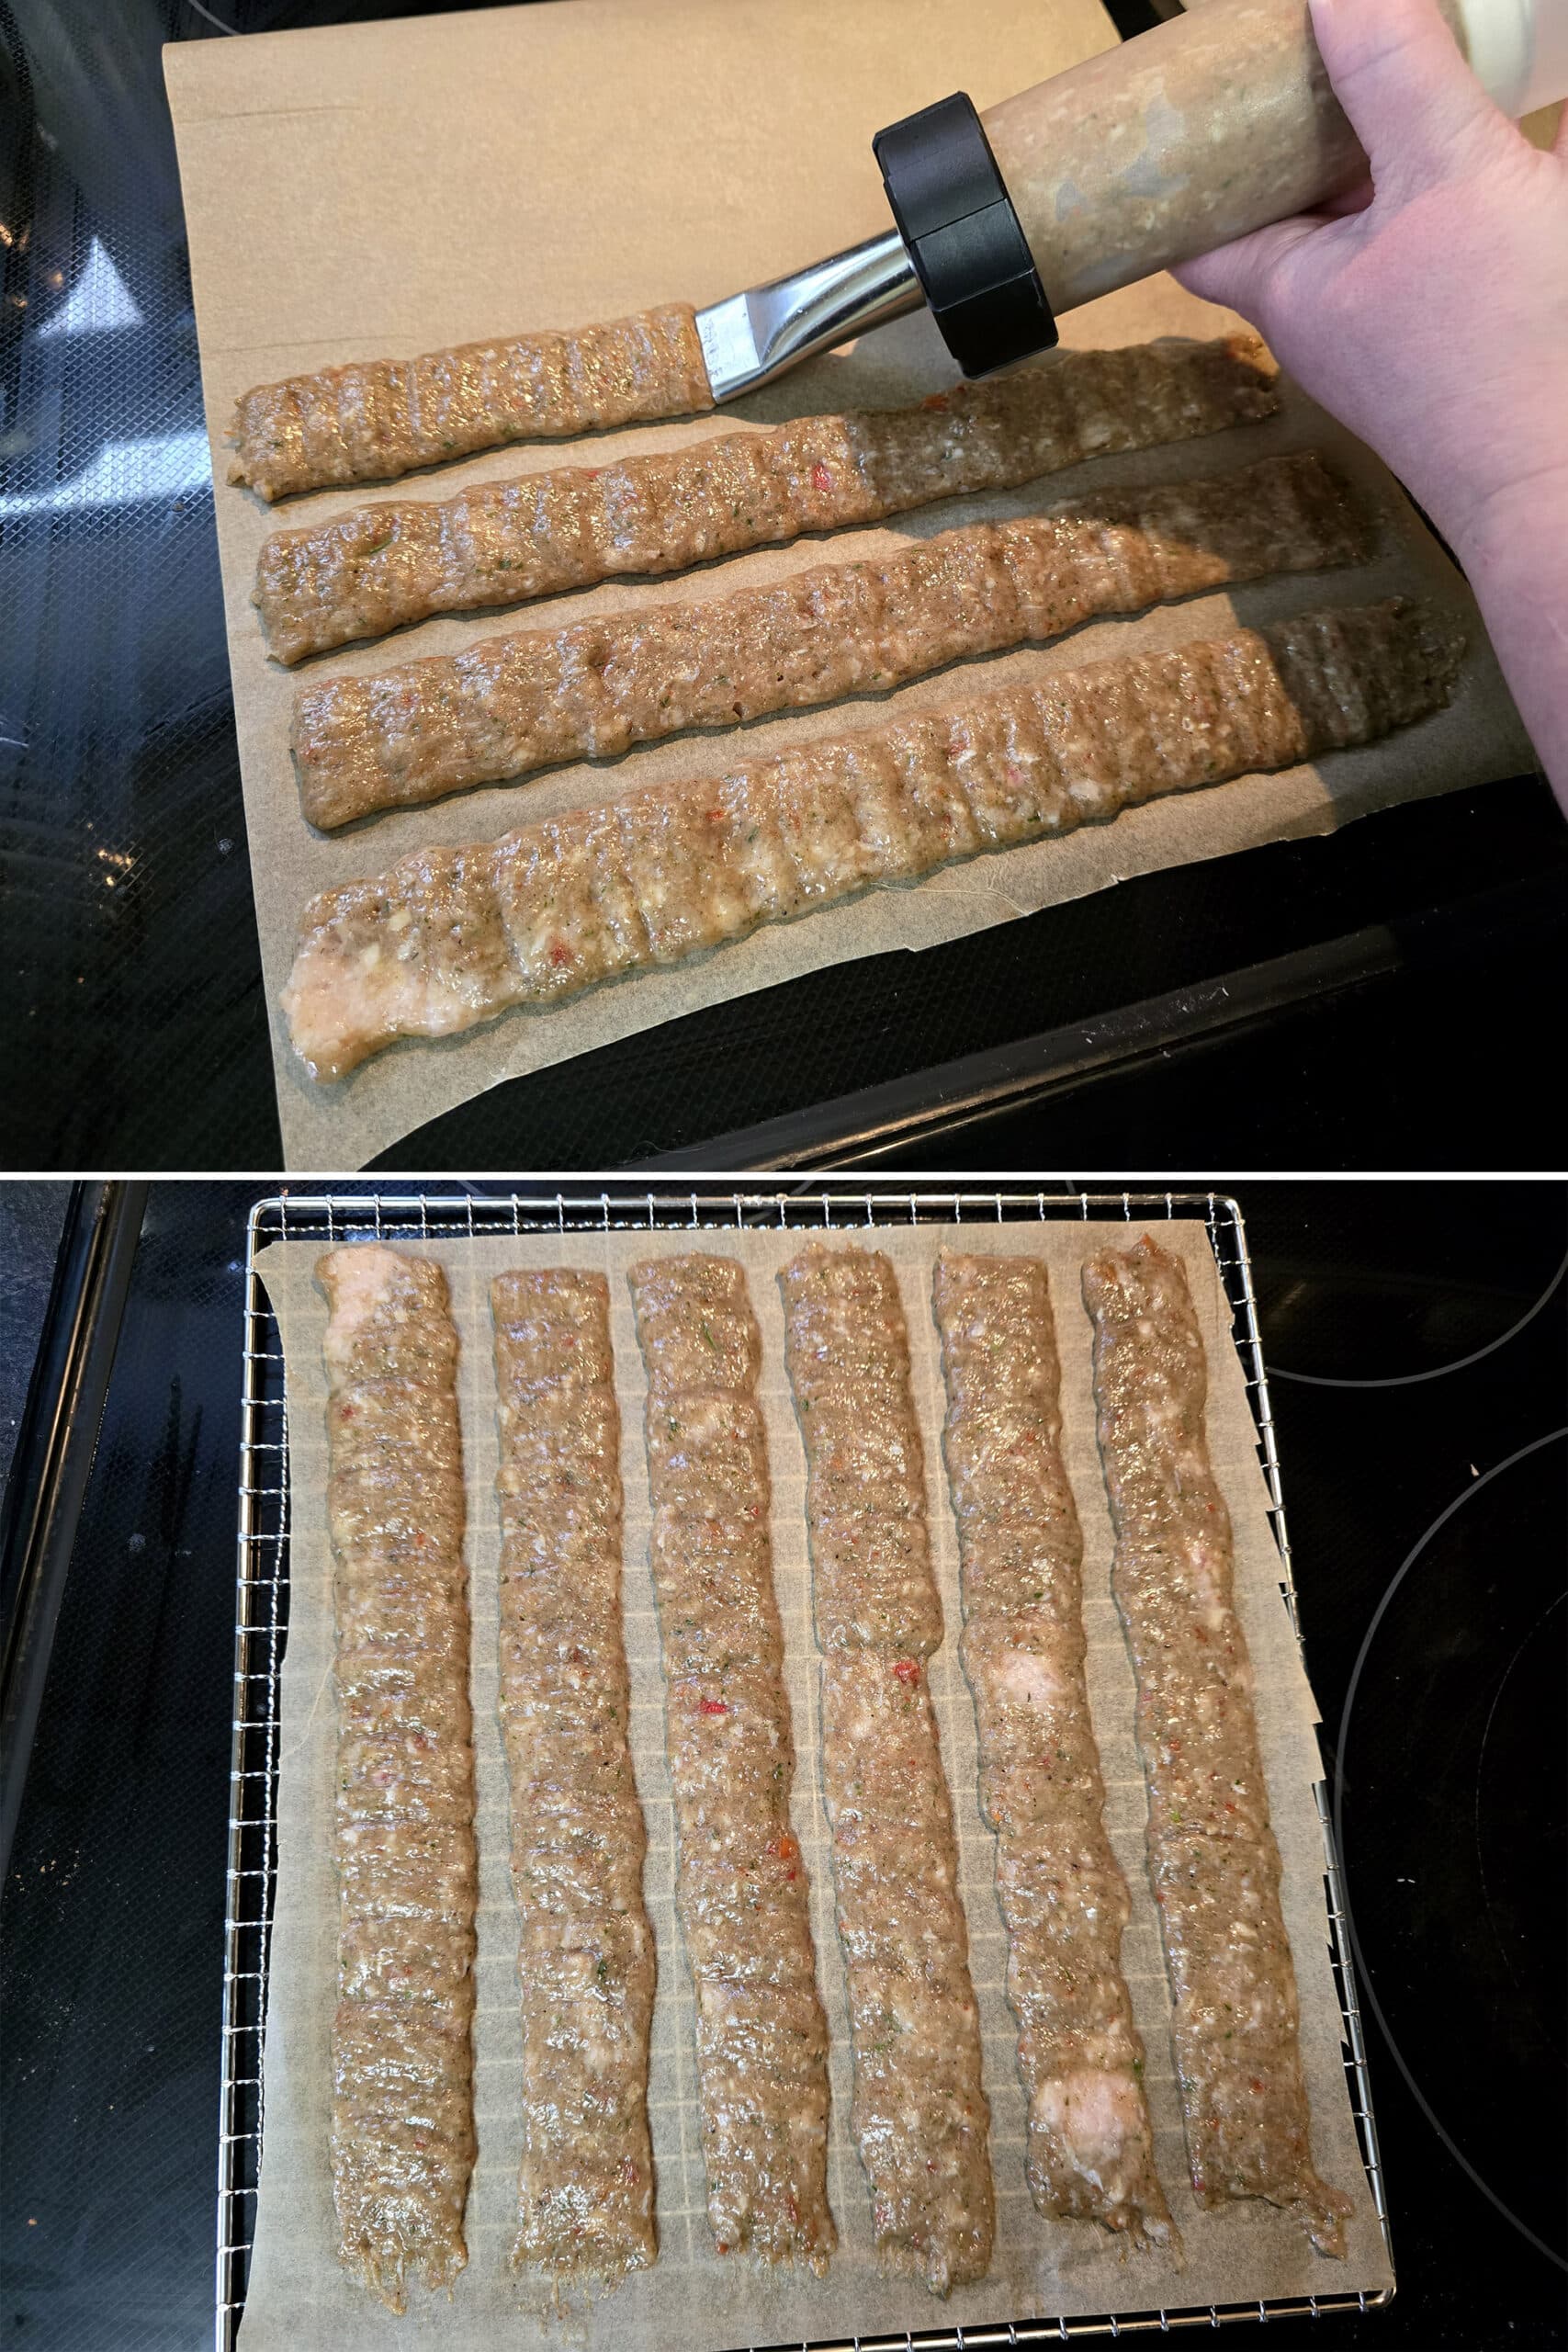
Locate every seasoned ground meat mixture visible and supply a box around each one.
[228,303,713,503]
[491,1269,657,2285]
[628,1253,834,2269]
[253,335,1277,662]
[780,1244,994,2295]
[282,598,1463,1080]
[291,450,1367,827]
[1083,1237,1352,2256]
[319,1245,477,2310]
[933,1252,1175,2249]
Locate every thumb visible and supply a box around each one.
[1309,0,1516,193]
[1172,211,1329,334]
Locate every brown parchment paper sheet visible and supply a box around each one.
[162,0,1535,1172]
[242,1216,1392,2351]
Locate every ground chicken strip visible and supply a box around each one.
[627,1254,834,2269]
[1082,1236,1353,2256]
[932,1252,1176,2251]
[282,598,1463,1081]
[491,1270,657,2285]
[319,1245,477,2311]
[292,450,1366,828]
[780,1244,994,2295]
[254,334,1277,662]
[228,303,713,503]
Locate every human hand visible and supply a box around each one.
[1176,0,1568,553]
[1176,0,1568,797]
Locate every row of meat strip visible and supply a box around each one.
[318,1234,1348,2313]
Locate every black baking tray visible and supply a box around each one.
[3,0,1564,1174]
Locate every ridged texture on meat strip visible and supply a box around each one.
[282,598,1463,1081]
[933,1252,1175,2251]
[292,449,1366,827]
[1082,1236,1352,2256]
[491,1269,657,2284]
[319,1245,477,2310]
[228,303,713,503]
[627,1254,834,2269]
[254,334,1277,661]
[780,1244,994,2294]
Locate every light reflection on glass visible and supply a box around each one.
[39,237,144,338]
[0,431,212,516]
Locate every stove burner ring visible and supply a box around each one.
[1475,1589,1567,2037]
[1268,1245,1566,1390]
[1333,1427,1568,2274]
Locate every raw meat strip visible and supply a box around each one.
[491,1268,657,2284]
[1082,1235,1352,2255]
[780,1243,994,2294]
[319,1244,477,2309]
[627,1252,834,2268]
[228,303,713,503]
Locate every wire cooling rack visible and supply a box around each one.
[218,1185,1394,2352]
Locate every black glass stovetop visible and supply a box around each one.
[2,1180,1563,2347]
[4,0,1566,1174]
[1242,1183,1568,2307]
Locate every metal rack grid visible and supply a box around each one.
[218,1185,1394,2352]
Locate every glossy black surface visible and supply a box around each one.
[0,1182,68,1494]
[2,1182,253,2349]
[1340,1440,1565,2265]
[2,1180,1564,2348]
[875,903,1568,1170]
[3,2,1565,1172]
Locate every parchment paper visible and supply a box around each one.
[242,1216,1393,2351]
[162,0,1535,1172]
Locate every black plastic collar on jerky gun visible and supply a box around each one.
[874,91,1057,378]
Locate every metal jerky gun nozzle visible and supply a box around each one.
[694,91,1054,401]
